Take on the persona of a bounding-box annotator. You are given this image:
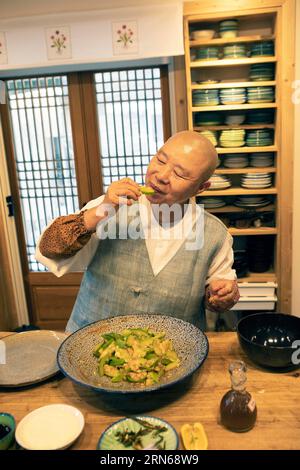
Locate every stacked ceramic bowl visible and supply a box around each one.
[195,47,220,61]
[209,174,232,189]
[219,88,246,105]
[199,197,227,209]
[223,154,249,168]
[223,44,247,58]
[220,129,246,147]
[234,195,271,208]
[193,89,219,106]
[249,152,274,167]
[247,86,275,103]
[199,130,218,146]
[241,172,272,189]
[194,111,223,126]
[250,41,274,57]
[249,63,275,81]
[219,19,238,38]
[246,129,273,147]
[191,29,215,40]
[225,113,246,125]
[246,110,274,124]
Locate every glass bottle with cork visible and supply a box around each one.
[220,360,257,432]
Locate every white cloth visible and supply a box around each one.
[35,195,236,284]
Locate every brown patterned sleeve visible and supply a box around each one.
[39,210,94,260]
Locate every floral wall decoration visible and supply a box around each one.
[45,26,72,60]
[0,32,8,65]
[112,21,138,55]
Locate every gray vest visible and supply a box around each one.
[66,207,227,333]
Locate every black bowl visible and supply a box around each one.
[237,312,300,369]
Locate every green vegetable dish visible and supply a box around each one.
[93,328,180,386]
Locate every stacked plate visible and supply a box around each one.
[241,172,272,189]
[219,88,247,105]
[208,174,232,189]
[246,129,273,147]
[246,110,274,124]
[220,129,246,147]
[223,154,249,168]
[199,197,227,209]
[249,63,275,81]
[223,44,247,58]
[199,129,218,146]
[193,89,219,106]
[250,41,274,57]
[194,111,223,126]
[234,196,271,208]
[195,47,220,61]
[249,152,274,167]
[219,19,238,38]
[247,86,275,103]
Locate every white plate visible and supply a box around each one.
[16,404,85,450]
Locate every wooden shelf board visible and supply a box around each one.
[204,204,275,213]
[215,146,277,154]
[237,271,276,283]
[191,81,276,90]
[200,187,277,196]
[191,57,277,68]
[192,103,277,112]
[195,124,275,131]
[189,35,275,47]
[214,167,276,174]
[229,227,277,235]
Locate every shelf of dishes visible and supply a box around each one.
[190,57,276,67]
[189,34,275,47]
[199,188,277,196]
[192,103,277,112]
[214,168,276,174]
[195,124,275,130]
[192,81,276,90]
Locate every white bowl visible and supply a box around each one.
[16,404,85,450]
[192,29,215,40]
[225,114,246,125]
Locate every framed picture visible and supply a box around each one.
[112,21,138,55]
[45,26,72,60]
[0,32,8,65]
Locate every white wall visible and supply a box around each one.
[292,0,300,316]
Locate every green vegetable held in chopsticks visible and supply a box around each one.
[139,186,156,195]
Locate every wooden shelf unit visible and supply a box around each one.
[184,2,296,312]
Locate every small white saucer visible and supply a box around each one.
[15,404,84,450]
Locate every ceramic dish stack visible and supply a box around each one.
[199,129,218,146]
[208,174,232,189]
[193,89,219,106]
[223,44,247,58]
[246,110,274,124]
[225,113,246,125]
[241,172,272,189]
[249,63,275,81]
[250,41,274,57]
[249,152,274,167]
[220,129,246,147]
[219,87,246,105]
[195,46,220,61]
[198,197,227,209]
[219,19,238,38]
[247,86,275,103]
[223,154,249,168]
[246,129,273,147]
[194,111,223,126]
[233,195,271,208]
[233,250,249,278]
[191,29,215,40]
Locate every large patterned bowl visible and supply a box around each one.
[57,314,209,395]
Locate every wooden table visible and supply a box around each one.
[1,331,300,450]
